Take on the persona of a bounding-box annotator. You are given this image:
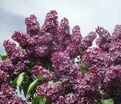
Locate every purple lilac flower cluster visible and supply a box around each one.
[0,57,26,103]
[1,10,121,103]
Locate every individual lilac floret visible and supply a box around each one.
[25,15,40,36]
[103,66,121,104]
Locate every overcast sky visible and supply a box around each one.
[0,0,121,53]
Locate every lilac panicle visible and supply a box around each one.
[0,69,9,84]
[79,32,96,54]
[80,48,111,68]
[3,40,17,57]
[51,52,70,73]
[58,18,70,45]
[3,40,26,61]
[112,25,121,40]
[3,40,29,75]
[71,25,82,44]
[96,26,111,51]
[34,45,50,57]
[41,10,58,34]
[103,66,121,103]
[12,31,35,48]
[0,83,25,104]
[65,42,79,58]
[25,14,40,36]
[65,25,82,58]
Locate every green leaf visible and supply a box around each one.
[17,72,25,87]
[22,77,31,97]
[28,61,36,69]
[32,96,43,104]
[46,62,52,71]
[44,98,52,104]
[0,54,8,60]
[38,73,43,81]
[101,99,114,104]
[32,96,52,104]
[80,65,89,73]
[41,97,52,104]
[27,79,39,96]
[12,76,18,88]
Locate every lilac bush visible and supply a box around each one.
[0,10,121,104]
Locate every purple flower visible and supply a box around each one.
[96,26,112,51]
[0,70,9,84]
[103,66,121,103]
[32,65,54,81]
[79,32,96,54]
[25,15,40,36]
[80,48,111,68]
[12,32,35,48]
[41,10,58,34]
[8,97,26,104]
[71,25,82,44]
